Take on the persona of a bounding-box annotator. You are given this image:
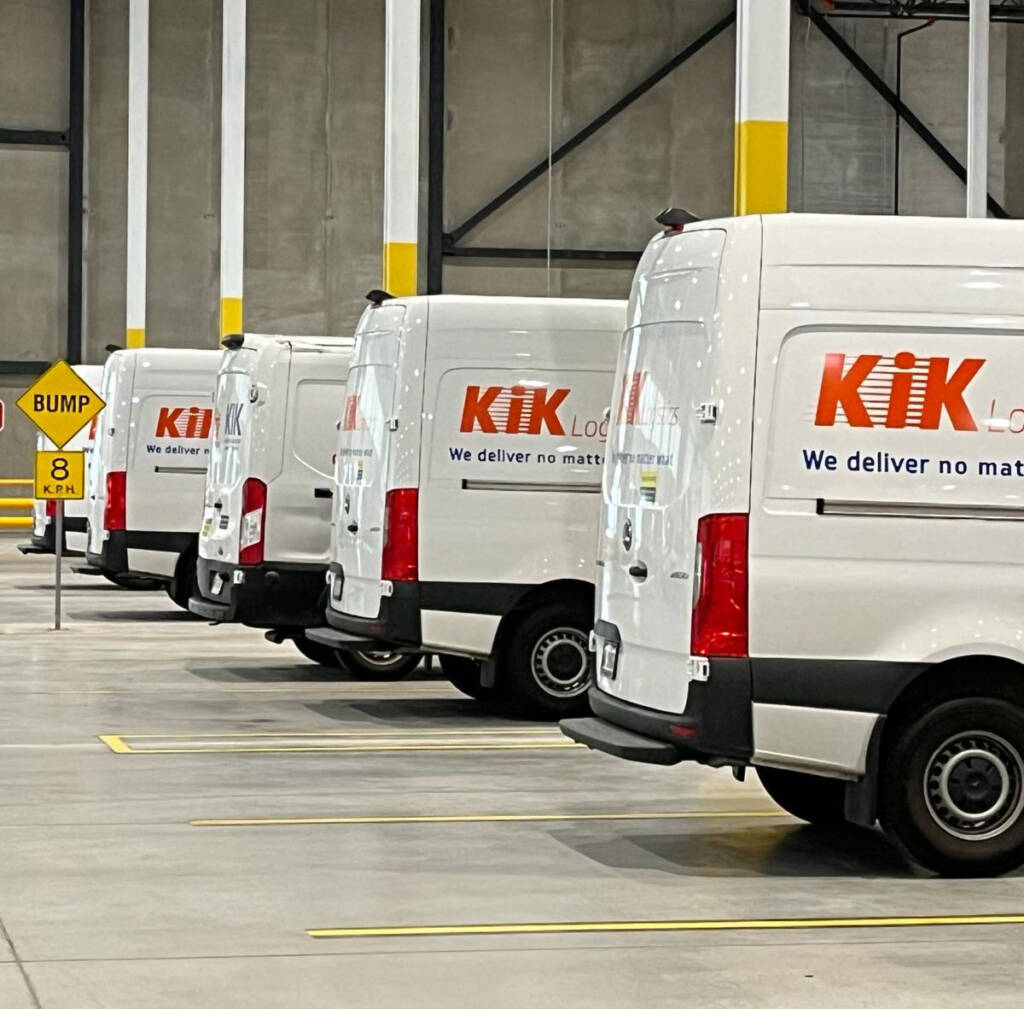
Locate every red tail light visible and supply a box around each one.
[239,478,267,566]
[45,500,56,519]
[691,513,748,658]
[104,471,127,531]
[382,488,418,582]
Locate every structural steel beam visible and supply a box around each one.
[67,0,84,364]
[801,1,1009,218]
[446,11,736,248]
[426,0,445,293]
[443,243,641,264]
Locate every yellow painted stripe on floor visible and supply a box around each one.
[126,327,145,348]
[192,809,783,827]
[101,740,579,755]
[309,913,1024,940]
[383,241,417,297]
[107,727,558,739]
[98,734,132,754]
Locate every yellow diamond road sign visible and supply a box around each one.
[16,360,105,449]
[35,451,85,500]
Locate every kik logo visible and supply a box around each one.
[815,353,984,431]
[460,385,570,435]
[224,403,243,437]
[155,406,213,439]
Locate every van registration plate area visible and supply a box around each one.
[600,640,619,680]
[210,572,225,597]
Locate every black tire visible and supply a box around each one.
[756,766,848,827]
[104,572,163,591]
[879,697,1024,877]
[293,637,346,669]
[440,654,495,701]
[336,650,421,681]
[497,600,593,719]
[167,551,199,610]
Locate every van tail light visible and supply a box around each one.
[239,478,267,566]
[691,513,748,658]
[382,488,418,582]
[45,500,57,519]
[104,471,127,531]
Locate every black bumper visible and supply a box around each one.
[20,517,88,558]
[323,562,422,647]
[86,528,129,575]
[190,557,328,629]
[560,659,754,768]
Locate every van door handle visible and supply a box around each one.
[346,522,359,534]
[628,562,648,581]
[314,487,333,499]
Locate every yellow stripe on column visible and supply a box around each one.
[383,242,417,298]
[126,327,145,348]
[220,297,243,340]
[734,120,788,216]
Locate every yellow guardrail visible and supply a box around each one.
[0,479,35,530]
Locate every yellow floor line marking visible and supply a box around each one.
[192,809,784,827]
[99,734,579,755]
[105,727,558,739]
[308,913,1024,940]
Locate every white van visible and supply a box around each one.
[306,294,626,717]
[189,334,421,679]
[21,364,103,559]
[86,348,219,607]
[562,212,1024,876]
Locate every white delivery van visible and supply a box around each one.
[307,294,626,717]
[189,333,421,679]
[86,348,219,607]
[21,364,103,559]
[562,212,1024,876]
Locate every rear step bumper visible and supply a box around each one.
[560,717,684,765]
[18,542,48,556]
[70,563,104,576]
[189,594,231,622]
[193,558,326,628]
[304,625,417,654]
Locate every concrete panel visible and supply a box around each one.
[0,0,68,130]
[1007,27,1024,218]
[0,148,66,363]
[0,380,39,480]
[84,0,128,363]
[146,0,220,349]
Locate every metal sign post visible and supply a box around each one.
[55,500,63,630]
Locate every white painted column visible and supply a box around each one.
[383,0,421,296]
[967,0,990,217]
[734,0,790,216]
[219,0,246,338]
[125,0,148,348]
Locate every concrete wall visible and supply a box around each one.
[0,1,1022,483]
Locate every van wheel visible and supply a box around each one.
[292,637,346,669]
[879,697,1024,876]
[755,767,848,827]
[440,655,494,701]
[337,650,421,681]
[167,551,199,611]
[498,602,593,719]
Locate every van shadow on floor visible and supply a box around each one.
[16,583,124,592]
[305,696,519,724]
[68,608,198,622]
[185,661,368,684]
[556,822,917,879]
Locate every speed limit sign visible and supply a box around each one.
[34,451,85,500]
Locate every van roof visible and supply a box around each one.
[366,295,627,331]
[234,334,356,351]
[113,347,220,367]
[688,213,1024,270]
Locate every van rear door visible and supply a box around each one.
[201,347,258,565]
[596,223,759,715]
[332,304,412,619]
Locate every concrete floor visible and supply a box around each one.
[1,536,1023,1007]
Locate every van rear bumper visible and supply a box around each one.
[191,557,327,628]
[323,563,422,648]
[560,663,754,767]
[21,518,88,558]
[86,529,129,575]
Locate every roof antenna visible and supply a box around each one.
[655,208,701,234]
[221,335,244,350]
[104,344,123,353]
[366,289,394,307]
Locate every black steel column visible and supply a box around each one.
[426,0,445,294]
[67,0,85,363]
